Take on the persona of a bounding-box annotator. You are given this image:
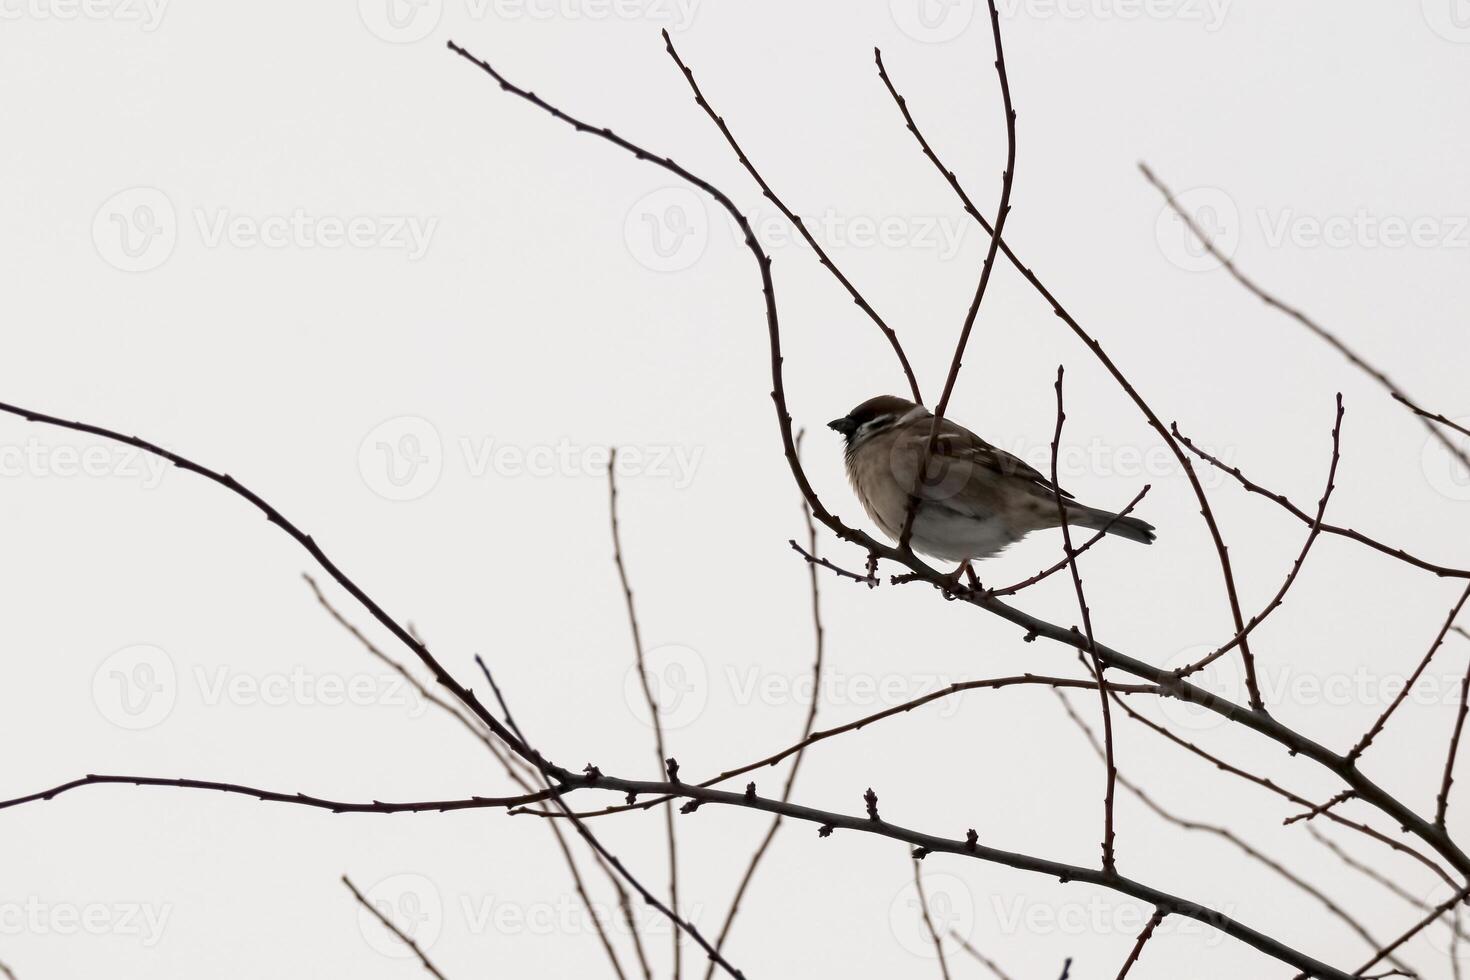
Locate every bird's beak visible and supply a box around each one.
[828,417,856,436]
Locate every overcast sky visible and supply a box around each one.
[3,1,1470,977]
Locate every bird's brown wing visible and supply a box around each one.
[929,417,1075,500]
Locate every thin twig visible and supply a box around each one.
[1438,643,1470,827]
[0,774,557,814]
[1284,790,1356,827]
[609,450,682,980]
[950,932,1016,980]
[1174,413,1470,580]
[660,32,921,404]
[1352,889,1470,977]
[1058,692,1410,969]
[1106,692,1458,888]
[517,674,1157,822]
[1140,162,1470,476]
[1308,826,1470,946]
[342,875,450,979]
[311,578,640,980]
[704,432,828,976]
[875,49,1265,711]
[1114,909,1166,980]
[913,858,954,980]
[789,539,877,587]
[898,0,1017,557]
[1174,395,1344,678]
[1348,583,1470,764]
[1052,367,1118,875]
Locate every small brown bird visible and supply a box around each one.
[829,395,1155,570]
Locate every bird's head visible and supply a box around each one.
[828,395,922,451]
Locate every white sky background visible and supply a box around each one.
[2,0,1470,976]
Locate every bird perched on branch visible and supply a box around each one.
[829,395,1154,575]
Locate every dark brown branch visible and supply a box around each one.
[1438,643,1470,827]
[1114,909,1165,980]
[1174,413,1470,580]
[660,33,921,404]
[704,433,828,976]
[1352,889,1470,978]
[1058,693,1410,969]
[1106,691,1458,888]
[1140,162,1470,476]
[343,874,449,979]
[913,859,954,980]
[899,0,1016,556]
[476,659,742,980]
[442,35,1470,887]
[875,48,1265,712]
[1308,826,1470,947]
[1348,583,1470,764]
[609,450,681,980]
[1284,790,1356,827]
[0,764,1366,979]
[789,538,878,587]
[0,774,557,814]
[1174,395,1344,678]
[311,580,640,980]
[1394,392,1470,443]
[519,674,1157,821]
[0,959,15,980]
[1052,367,1118,876]
[984,485,1150,598]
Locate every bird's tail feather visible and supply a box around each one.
[1063,503,1156,545]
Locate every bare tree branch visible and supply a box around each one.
[1114,909,1166,980]
[913,857,954,980]
[703,432,828,977]
[1348,583,1470,764]
[1057,692,1411,970]
[1052,366,1118,875]
[0,775,557,814]
[899,0,1016,563]
[1140,162,1470,477]
[1174,395,1344,678]
[609,450,682,980]
[874,47,1266,712]
[1175,411,1470,581]
[343,874,449,979]
[660,33,922,404]
[950,932,1016,980]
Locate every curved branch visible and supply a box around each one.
[661,32,922,404]
[874,48,1265,711]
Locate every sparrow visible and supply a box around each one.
[829,395,1155,570]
